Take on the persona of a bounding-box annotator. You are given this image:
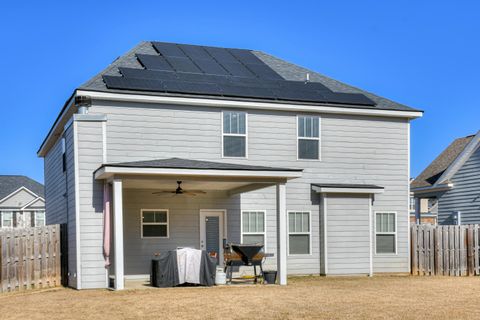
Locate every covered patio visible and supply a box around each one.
[94,158,302,290]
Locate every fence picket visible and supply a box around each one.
[0,225,62,293]
[411,224,480,277]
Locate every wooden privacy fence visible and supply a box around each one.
[0,224,61,292]
[411,224,480,276]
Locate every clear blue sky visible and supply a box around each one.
[0,1,479,183]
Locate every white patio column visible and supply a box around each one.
[276,182,288,285]
[415,197,421,224]
[113,178,124,290]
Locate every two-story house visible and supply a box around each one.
[38,41,422,290]
[411,131,480,225]
[0,175,45,228]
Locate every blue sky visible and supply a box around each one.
[0,1,479,183]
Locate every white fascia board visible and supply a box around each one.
[77,90,423,119]
[411,183,453,195]
[37,96,75,157]
[312,185,385,194]
[434,130,480,186]
[94,166,302,180]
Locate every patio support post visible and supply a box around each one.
[113,178,124,290]
[276,182,288,285]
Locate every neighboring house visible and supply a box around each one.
[0,175,45,228]
[37,41,422,290]
[411,131,480,225]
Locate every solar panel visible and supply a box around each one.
[245,64,284,80]
[103,42,376,106]
[193,59,229,75]
[103,76,167,92]
[164,56,202,73]
[221,62,255,78]
[153,42,186,58]
[136,54,173,72]
[119,68,178,81]
[204,47,237,63]
[321,92,375,106]
[228,49,264,65]
[178,44,212,60]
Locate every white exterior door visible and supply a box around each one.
[199,210,225,265]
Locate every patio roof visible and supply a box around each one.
[311,183,384,194]
[94,158,302,180]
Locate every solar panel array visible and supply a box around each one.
[102,42,376,106]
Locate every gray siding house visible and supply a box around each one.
[38,41,422,290]
[411,131,480,225]
[0,175,45,228]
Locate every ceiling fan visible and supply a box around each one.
[152,181,206,196]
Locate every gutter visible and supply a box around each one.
[411,183,453,195]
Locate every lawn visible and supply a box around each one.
[1,275,480,319]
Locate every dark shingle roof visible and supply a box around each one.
[79,41,420,113]
[98,157,302,172]
[0,175,44,200]
[411,135,475,189]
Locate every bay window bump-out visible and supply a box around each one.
[241,211,266,248]
[297,115,320,160]
[288,211,311,255]
[375,212,397,254]
[222,111,247,158]
[141,209,169,238]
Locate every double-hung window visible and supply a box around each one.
[223,111,247,157]
[141,209,169,238]
[34,211,46,227]
[288,211,311,254]
[297,116,320,160]
[375,212,396,254]
[242,211,266,247]
[1,211,13,228]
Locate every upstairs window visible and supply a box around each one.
[375,212,396,254]
[223,111,247,158]
[242,211,266,248]
[297,116,320,160]
[61,137,66,172]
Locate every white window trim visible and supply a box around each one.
[374,211,398,255]
[34,210,46,227]
[221,110,248,159]
[1,211,13,228]
[287,211,312,256]
[296,115,321,161]
[140,209,169,239]
[241,210,267,251]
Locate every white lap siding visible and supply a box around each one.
[84,101,409,276]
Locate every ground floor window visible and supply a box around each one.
[34,211,46,227]
[288,211,311,254]
[1,211,13,228]
[141,209,169,238]
[375,212,396,254]
[241,211,266,247]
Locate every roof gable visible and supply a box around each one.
[0,176,44,201]
[411,132,479,189]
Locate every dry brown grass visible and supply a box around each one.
[1,275,480,319]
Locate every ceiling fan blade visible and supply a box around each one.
[183,190,207,194]
[152,191,175,195]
